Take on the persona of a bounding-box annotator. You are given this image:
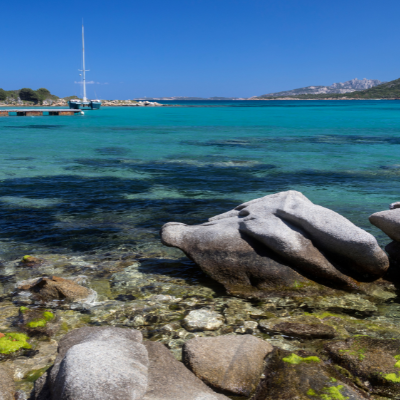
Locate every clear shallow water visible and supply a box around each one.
[1,100,400,259]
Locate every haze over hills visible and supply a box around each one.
[253,78,383,99]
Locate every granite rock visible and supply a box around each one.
[51,340,148,400]
[142,341,229,400]
[182,309,224,332]
[182,335,273,396]
[370,208,400,242]
[161,191,388,298]
[18,276,92,302]
[33,327,147,400]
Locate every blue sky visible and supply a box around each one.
[2,0,399,98]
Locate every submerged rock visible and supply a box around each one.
[17,276,92,303]
[18,307,59,337]
[182,335,273,396]
[182,309,224,332]
[251,348,370,400]
[258,317,337,339]
[143,341,229,400]
[325,336,400,398]
[161,191,388,298]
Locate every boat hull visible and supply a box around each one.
[68,100,101,110]
[68,100,82,109]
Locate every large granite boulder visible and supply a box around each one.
[142,341,229,400]
[161,191,388,298]
[33,327,148,400]
[182,335,273,397]
[370,208,400,242]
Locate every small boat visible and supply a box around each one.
[69,24,101,110]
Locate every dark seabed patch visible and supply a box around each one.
[95,147,132,156]
[3,125,66,129]
[182,134,400,148]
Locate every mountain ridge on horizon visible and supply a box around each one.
[253,78,383,99]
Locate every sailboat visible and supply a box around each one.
[69,24,101,110]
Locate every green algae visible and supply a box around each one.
[320,385,348,400]
[43,311,54,321]
[27,319,47,328]
[26,311,55,329]
[382,354,400,381]
[19,306,29,313]
[282,353,320,365]
[0,333,31,354]
[24,366,49,382]
[307,384,349,400]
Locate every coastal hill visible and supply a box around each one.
[253,78,382,99]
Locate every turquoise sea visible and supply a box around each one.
[1,100,400,260]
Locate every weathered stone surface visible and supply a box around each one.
[52,326,143,373]
[182,335,273,396]
[18,276,91,302]
[259,317,336,339]
[0,364,15,400]
[390,202,400,210]
[52,340,148,400]
[370,208,400,242]
[33,327,146,400]
[252,348,369,400]
[182,309,224,332]
[162,217,321,299]
[161,191,388,298]
[143,341,229,400]
[325,336,400,398]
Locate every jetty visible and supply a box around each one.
[0,109,82,116]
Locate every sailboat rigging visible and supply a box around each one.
[69,24,102,110]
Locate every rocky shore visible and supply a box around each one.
[0,100,166,107]
[2,190,400,399]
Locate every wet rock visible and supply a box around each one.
[17,276,92,303]
[390,202,400,210]
[18,307,59,337]
[325,336,400,398]
[20,255,43,268]
[235,320,258,334]
[182,335,273,396]
[370,208,400,242]
[259,317,337,339]
[182,309,224,331]
[252,348,370,400]
[34,326,147,400]
[143,341,229,400]
[0,364,15,400]
[161,191,388,298]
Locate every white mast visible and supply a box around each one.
[81,23,88,102]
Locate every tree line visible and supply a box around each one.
[0,88,58,104]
